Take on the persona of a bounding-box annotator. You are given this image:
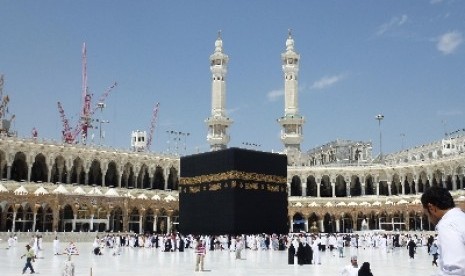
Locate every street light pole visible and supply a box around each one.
[375,114,384,161]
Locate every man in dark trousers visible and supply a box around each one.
[21,244,36,274]
[407,238,417,259]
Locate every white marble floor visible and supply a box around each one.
[0,241,439,276]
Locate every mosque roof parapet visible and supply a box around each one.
[0,180,179,202]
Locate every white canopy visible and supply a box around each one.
[137,193,148,199]
[14,185,28,195]
[73,187,86,195]
[336,202,347,207]
[164,195,176,202]
[126,192,135,199]
[359,201,371,206]
[347,202,358,206]
[294,202,303,207]
[105,188,119,197]
[0,183,9,193]
[34,186,49,196]
[308,202,320,207]
[411,199,421,204]
[53,184,69,194]
[324,202,333,207]
[397,199,408,204]
[372,201,382,206]
[88,187,103,195]
[385,200,394,205]
[151,194,161,200]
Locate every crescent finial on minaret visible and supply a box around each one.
[218,30,222,39]
[288,28,292,38]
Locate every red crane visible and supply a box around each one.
[57,101,74,143]
[146,102,160,151]
[57,43,117,144]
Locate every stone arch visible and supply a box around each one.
[88,159,102,186]
[5,205,14,231]
[122,162,135,188]
[290,175,302,196]
[128,207,140,233]
[308,212,320,232]
[0,150,7,179]
[341,213,353,233]
[144,208,155,233]
[445,175,453,190]
[365,174,374,195]
[71,157,85,184]
[335,175,346,197]
[153,166,165,190]
[418,170,428,192]
[320,175,331,197]
[391,174,400,195]
[306,175,317,197]
[138,164,150,189]
[31,153,48,182]
[15,203,34,232]
[51,155,67,184]
[350,175,361,196]
[105,161,118,187]
[292,212,305,233]
[11,152,28,182]
[405,173,414,194]
[36,205,53,232]
[323,212,335,233]
[432,169,443,187]
[109,207,124,232]
[167,166,179,190]
[59,204,74,232]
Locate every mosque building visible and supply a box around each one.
[0,32,464,236]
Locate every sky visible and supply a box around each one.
[1,0,464,156]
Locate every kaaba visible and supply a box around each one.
[179,147,288,235]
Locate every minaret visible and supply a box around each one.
[205,31,232,151]
[277,30,305,154]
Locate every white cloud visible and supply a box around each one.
[437,31,463,55]
[266,89,284,102]
[376,14,408,36]
[310,74,346,90]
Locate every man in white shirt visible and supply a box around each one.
[421,186,465,275]
[340,255,358,276]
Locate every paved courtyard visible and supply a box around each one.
[1,241,439,276]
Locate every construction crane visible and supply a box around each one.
[57,43,117,144]
[57,101,74,143]
[146,102,160,151]
[0,74,15,136]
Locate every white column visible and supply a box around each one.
[316,179,321,197]
[289,217,293,233]
[90,215,94,231]
[335,219,340,232]
[72,214,77,231]
[301,181,307,196]
[153,215,157,232]
[32,212,37,232]
[331,182,336,198]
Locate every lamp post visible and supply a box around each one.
[375,114,384,161]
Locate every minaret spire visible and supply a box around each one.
[277,30,305,157]
[205,32,232,151]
